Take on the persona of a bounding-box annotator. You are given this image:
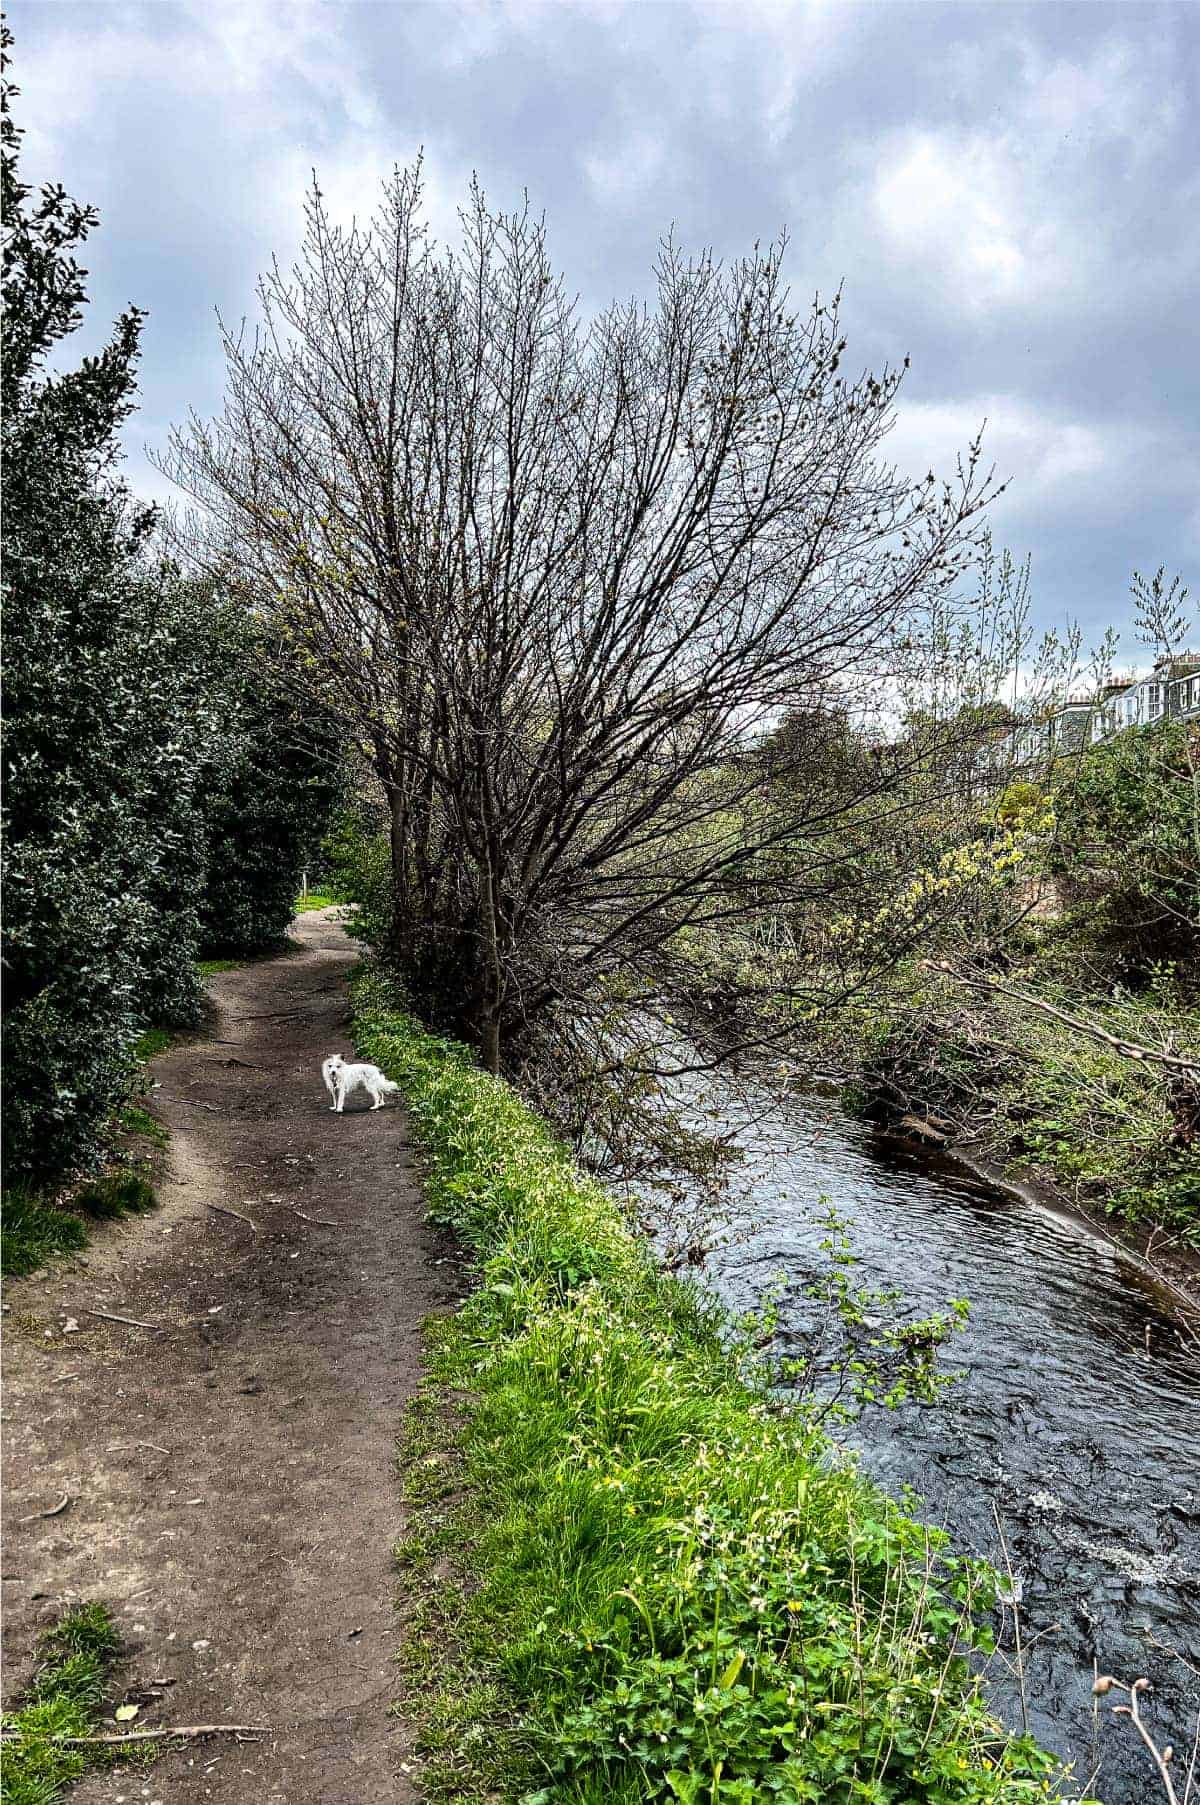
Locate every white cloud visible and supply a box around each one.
[885,396,1129,500]
[871,130,1061,308]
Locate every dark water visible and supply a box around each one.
[676,1083,1200,1804]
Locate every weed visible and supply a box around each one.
[119,1105,167,1146]
[131,1026,174,1063]
[196,957,240,977]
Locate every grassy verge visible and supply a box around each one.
[352,965,1080,1805]
[0,1172,158,1281]
[294,891,338,914]
[0,1602,132,1804]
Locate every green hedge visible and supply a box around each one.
[352,967,1076,1805]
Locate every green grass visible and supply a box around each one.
[72,1172,157,1220]
[294,891,338,913]
[196,956,241,976]
[0,1189,87,1279]
[1,1170,159,1279]
[119,1104,168,1146]
[352,965,1080,1805]
[131,1026,174,1062]
[0,1603,122,1804]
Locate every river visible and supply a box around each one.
[659,1078,1200,1803]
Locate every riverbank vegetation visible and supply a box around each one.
[353,967,1079,1805]
[824,711,1199,1255]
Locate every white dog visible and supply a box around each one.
[321,1053,400,1113]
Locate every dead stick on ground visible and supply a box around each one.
[19,1493,70,1523]
[207,1203,259,1232]
[84,1309,160,1331]
[107,1442,169,1456]
[0,1724,270,1747]
[162,1097,220,1113]
[289,1207,337,1227]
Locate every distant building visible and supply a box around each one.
[984,652,1200,773]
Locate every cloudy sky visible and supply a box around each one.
[9,0,1199,647]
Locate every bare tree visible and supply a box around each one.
[164,164,1003,1075]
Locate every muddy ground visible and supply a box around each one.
[2,910,451,1803]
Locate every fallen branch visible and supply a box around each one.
[289,1207,337,1227]
[18,1493,70,1523]
[162,1097,220,1113]
[206,1203,259,1232]
[107,1442,170,1456]
[922,963,1200,1077]
[0,1723,270,1747]
[84,1309,160,1331]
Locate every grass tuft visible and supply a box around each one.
[72,1172,157,1221]
[131,1026,174,1063]
[353,965,1087,1805]
[0,1603,122,1804]
[0,1191,87,1279]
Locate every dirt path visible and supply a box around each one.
[2,911,446,1803]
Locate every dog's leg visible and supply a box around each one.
[335,1077,346,1114]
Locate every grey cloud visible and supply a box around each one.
[10,0,1198,646]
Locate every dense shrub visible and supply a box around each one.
[197,647,342,957]
[1,46,226,1176]
[1,42,340,1181]
[1049,722,1200,980]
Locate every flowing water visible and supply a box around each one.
[676,1080,1200,1803]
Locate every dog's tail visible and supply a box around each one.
[381,1076,400,1094]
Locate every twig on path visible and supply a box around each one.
[107,1442,170,1456]
[161,1097,220,1113]
[204,1056,272,1072]
[0,1723,270,1747]
[207,1202,259,1232]
[289,1206,337,1227]
[19,1493,71,1522]
[230,1009,300,1022]
[84,1309,161,1331]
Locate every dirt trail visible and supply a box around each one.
[2,910,446,1803]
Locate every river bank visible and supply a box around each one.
[657,1065,1200,1805]
[351,964,1087,1805]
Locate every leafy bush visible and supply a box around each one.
[353,967,1073,1805]
[1,43,341,1181]
[0,47,228,1178]
[1049,722,1200,979]
[197,656,342,957]
[322,812,394,948]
